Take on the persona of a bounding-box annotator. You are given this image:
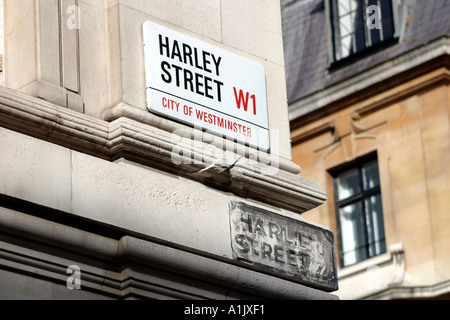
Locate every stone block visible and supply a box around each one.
[70,152,233,257]
[117,0,222,41]
[0,127,72,212]
[221,0,284,65]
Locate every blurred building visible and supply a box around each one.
[282,0,450,299]
[0,1,338,299]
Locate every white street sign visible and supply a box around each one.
[143,21,270,151]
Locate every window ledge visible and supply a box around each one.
[338,243,404,280]
[328,37,399,71]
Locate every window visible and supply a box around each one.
[332,157,386,267]
[329,0,397,62]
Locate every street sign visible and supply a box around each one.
[143,21,270,151]
[229,202,338,291]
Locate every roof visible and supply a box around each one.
[282,0,450,105]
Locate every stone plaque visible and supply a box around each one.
[229,202,338,291]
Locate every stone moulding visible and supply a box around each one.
[0,205,338,299]
[289,38,450,125]
[0,86,327,214]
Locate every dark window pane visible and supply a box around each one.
[353,7,365,31]
[370,28,382,45]
[354,30,366,52]
[382,17,395,39]
[362,160,380,190]
[380,0,393,18]
[339,201,368,266]
[337,168,361,200]
[365,194,386,257]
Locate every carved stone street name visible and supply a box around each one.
[229,202,338,291]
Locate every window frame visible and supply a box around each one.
[331,154,386,268]
[325,0,400,66]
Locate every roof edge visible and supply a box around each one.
[289,36,450,123]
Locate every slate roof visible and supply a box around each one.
[281,0,450,105]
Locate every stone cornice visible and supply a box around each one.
[0,204,338,299]
[290,66,450,145]
[0,86,326,214]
